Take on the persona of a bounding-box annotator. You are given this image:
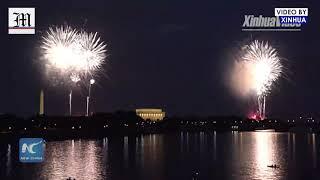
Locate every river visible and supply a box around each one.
[0,132,319,179]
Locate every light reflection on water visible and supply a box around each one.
[6,144,11,177]
[1,132,320,180]
[253,132,280,179]
[41,140,105,180]
[311,133,317,168]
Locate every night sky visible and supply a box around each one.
[2,0,320,117]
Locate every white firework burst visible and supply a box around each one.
[41,25,107,83]
[230,40,283,120]
[242,40,282,119]
[41,26,80,72]
[242,40,282,96]
[76,31,107,75]
[70,73,81,83]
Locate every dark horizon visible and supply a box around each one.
[2,1,320,117]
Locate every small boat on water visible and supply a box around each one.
[267,164,280,168]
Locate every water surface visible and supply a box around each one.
[0,132,319,179]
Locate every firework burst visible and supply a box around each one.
[41,25,107,82]
[70,73,81,83]
[41,25,107,116]
[230,40,283,120]
[41,26,80,72]
[242,40,282,96]
[76,31,107,75]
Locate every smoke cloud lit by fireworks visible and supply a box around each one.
[229,40,283,119]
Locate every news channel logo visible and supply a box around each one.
[8,7,35,34]
[19,138,44,163]
[242,8,308,31]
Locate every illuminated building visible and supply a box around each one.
[136,109,165,121]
